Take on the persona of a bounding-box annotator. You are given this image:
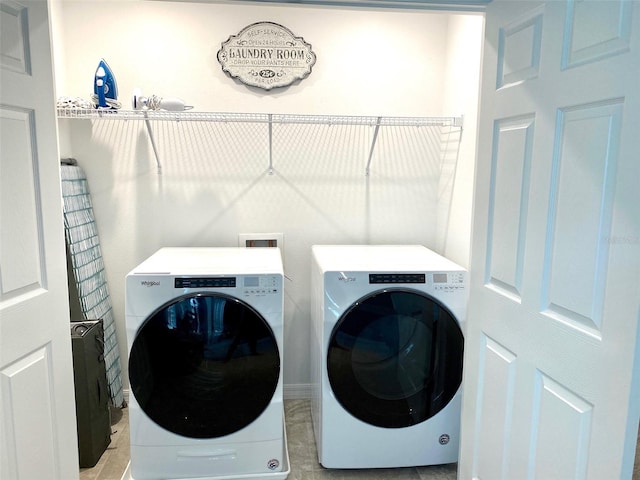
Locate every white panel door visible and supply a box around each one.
[460,1,640,479]
[0,1,79,479]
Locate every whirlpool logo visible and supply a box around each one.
[141,280,160,287]
[338,273,356,283]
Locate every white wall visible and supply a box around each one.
[440,13,484,267]
[57,1,450,115]
[54,0,482,395]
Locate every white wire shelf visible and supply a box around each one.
[57,108,463,175]
[56,108,463,128]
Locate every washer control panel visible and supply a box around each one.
[175,277,236,288]
[369,273,425,284]
[175,275,280,297]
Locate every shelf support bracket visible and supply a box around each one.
[143,111,162,174]
[268,114,274,175]
[365,117,382,176]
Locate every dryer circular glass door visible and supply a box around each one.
[327,288,463,428]
[129,293,280,439]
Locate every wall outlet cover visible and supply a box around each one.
[238,233,284,249]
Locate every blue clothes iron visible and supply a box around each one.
[94,59,118,109]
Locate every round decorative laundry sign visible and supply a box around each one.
[217,22,316,91]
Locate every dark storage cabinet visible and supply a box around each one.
[71,320,111,467]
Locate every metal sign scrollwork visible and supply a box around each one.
[217,22,317,91]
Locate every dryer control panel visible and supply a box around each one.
[174,275,280,297]
[242,275,280,296]
[431,272,466,291]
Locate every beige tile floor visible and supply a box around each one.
[81,400,640,480]
[284,401,456,480]
[79,406,130,480]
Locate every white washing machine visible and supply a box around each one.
[125,247,286,480]
[310,245,467,469]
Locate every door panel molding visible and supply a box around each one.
[541,98,624,339]
[530,371,593,479]
[497,6,544,89]
[0,106,46,305]
[562,0,633,69]
[472,334,517,480]
[0,1,31,74]
[486,114,535,302]
[1,345,59,479]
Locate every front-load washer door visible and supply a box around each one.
[327,288,463,428]
[129,293,280,439]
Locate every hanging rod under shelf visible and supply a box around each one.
[56,108,463,128]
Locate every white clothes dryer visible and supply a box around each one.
[310,245,467,469]
[125,248,285,480]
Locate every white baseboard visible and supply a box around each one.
[122,384,312,406]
